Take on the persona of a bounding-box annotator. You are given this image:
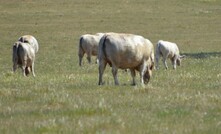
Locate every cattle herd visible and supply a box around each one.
[12,33,185,86]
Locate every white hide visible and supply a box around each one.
[156,40,185,70]
[18,35,39,53]
[12,42,36,77]
[98,33,154,86]
[78,33,104,66]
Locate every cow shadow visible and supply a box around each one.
[181,51,221,59]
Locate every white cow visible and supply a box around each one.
[18,35,39,53]
[12,41,36,77]
[155,40,185,70]
[78,33,104,66]
[98,33,154,86]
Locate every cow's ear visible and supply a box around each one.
[180,55,186,59]
[18,37,23,42]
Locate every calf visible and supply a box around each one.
[156,40,185,70]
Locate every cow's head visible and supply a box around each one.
[177,55,186,66]
[144,59,154,84]
[144,70,151,84]
[25,67,31,76]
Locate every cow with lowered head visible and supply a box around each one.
[155,40,185,70]
[98,33,154,86]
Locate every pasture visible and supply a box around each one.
[0,0,221,133]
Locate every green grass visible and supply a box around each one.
[0,0,221,133]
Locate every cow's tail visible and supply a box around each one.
[155,40,164,69]
[12,42,24,72]
[17,43,24,60]
[78,36,84,66]
[12,42,19,72]
[156,40,163,58]
[156,41,160,54]
[12,42,19,63]
[98,35,108,62]
[79,36,83,50]
[78,36,84,55]
[99,35,112,67]
[102,36,108,61]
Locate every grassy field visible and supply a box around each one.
[0,0,221,133]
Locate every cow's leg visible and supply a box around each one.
[79,56,83,66]
[156,55,160,70]
[163,56,168,69]
[139,62,147,85]
[98,60,107,85]
[86,52,92,64]
[21,66,26,76]
[130,69,136,86]
[145,70,151,84]
[25,67,30,76]
[13,57,18,72]
[171,58,177,70]
[112,66,119,85]
[21,59,27,76]
[78,50,84,66]
[13,63,17,73]
[31,62,36,77]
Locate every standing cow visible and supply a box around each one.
[155,40,185,70]
[12,41,36,77]
[78,33,104,66]
[18,35,39,53]
[98,33,154,86]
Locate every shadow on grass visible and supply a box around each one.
[181,52,221,59]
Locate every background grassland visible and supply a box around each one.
[0,0,221,133]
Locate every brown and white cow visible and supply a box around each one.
[12,41,36,77]
[18,35,39,53]
[78,33,104,66]
[98,33,154,86]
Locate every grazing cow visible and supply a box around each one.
[12,41,36,77]
[18,35,39,53]
[155,40,185,70]
[78,33,104,66]
[98,33,154,86]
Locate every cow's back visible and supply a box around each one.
[18,35,39,53]
[18,42,35,66]
[81,34,103,55]
[103,33,152,69]
[158,40,179,58]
